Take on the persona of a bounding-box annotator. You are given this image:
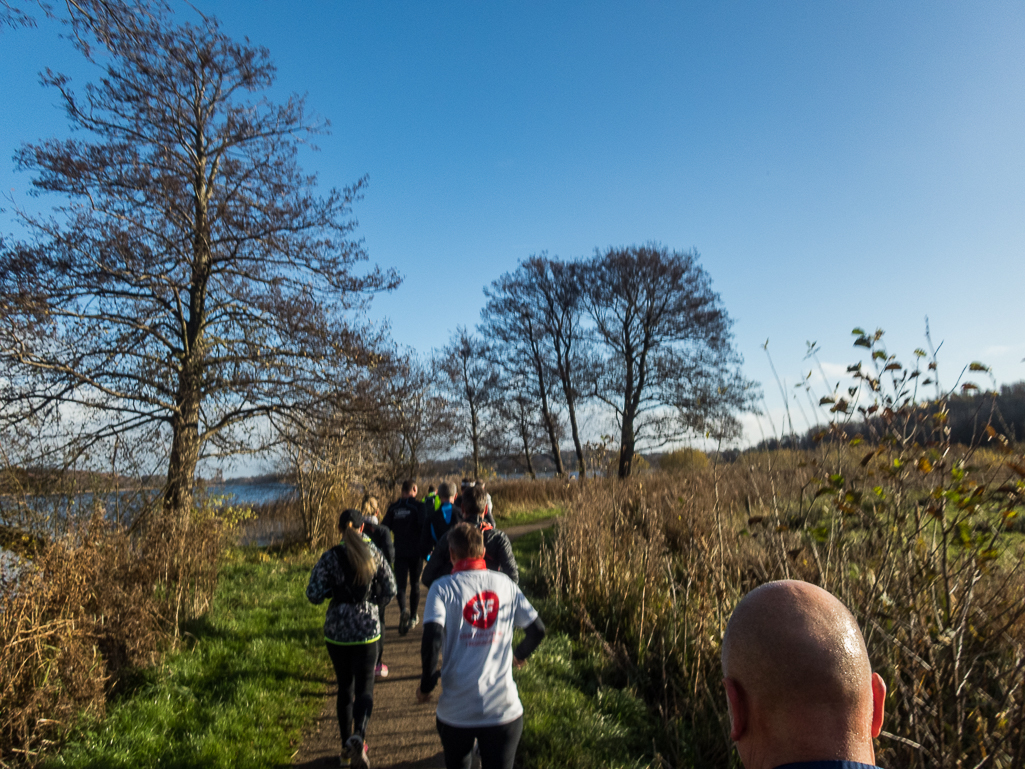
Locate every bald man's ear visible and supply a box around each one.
[870,672,886,738]
[723,678,747,741]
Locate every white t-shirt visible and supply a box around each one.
[422,566,539,727]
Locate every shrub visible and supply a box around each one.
[658,448,709,474]
[0,503,228,764]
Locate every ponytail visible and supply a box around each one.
[341,524,376,586]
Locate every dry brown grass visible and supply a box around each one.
[0,506,226,765]
[543,436,1025,768]
[486,477,580,516]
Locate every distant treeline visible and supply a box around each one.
[755,381,1025,451]
[0,467,168,497]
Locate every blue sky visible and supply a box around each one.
[3,1,1024,450]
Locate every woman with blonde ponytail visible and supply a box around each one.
[307,509,396,769]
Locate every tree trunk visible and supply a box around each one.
[470,403,481,479]
[165,374,201,520]
[164,143,210,520]
[565,390,586,477]
[534,364,565,477]
[619,352,636,478]
[519,419,536,479]
[553,342,585,477]
[618,413,635,478]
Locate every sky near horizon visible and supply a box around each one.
[2,1,1024,460]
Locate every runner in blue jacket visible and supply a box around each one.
[419,481,460,558]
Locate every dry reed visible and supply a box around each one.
[0,504,227,765]
[543,436,1025,768]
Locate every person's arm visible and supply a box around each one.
[418,512,435,558]
[380,526,396,566]
[513,615,546,664]
[416,582,446,702]
[420,536,450,588]
[419,621,444,696]
[376,550,397,603]
[415,500,427,535]
[305,551,333,604]
[494,531,519,584]
[485,494,496,526]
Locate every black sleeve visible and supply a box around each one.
[381,503,395,530]
[494,531,519,584]
[419,512,435,558]
[420,535,451,588]
[379,525,395,566]
[420,621,444,693]
[513,615,546,662]
[415,499,427,530]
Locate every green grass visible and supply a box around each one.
[510,519,661,769]
[43,548,330,769]
[41,506,659,769]
[516,633,658,769]
[497,505,564,529]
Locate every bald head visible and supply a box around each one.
[721,580,885,769]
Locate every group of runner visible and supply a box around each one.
[306,479,544,769]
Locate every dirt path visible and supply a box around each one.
[291,519,555,769]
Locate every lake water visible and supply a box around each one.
[203,481,295,507]
[0,481,297,579]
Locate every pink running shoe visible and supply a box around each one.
[345,735,370,769]
[374,662,389,678]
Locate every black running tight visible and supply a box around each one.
[326,641,377,744]
[436,716,524,769]
[394,555,423,615]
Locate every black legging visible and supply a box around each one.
[394,555,423,615]
[326,641,377,743]
[377,602,387,664]
[436,716,524,769]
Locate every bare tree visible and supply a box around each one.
[376,352,455,484]
[438,327,499,479]
[1,0,34,29]
[0,8,398,521]
[2,0,163,47]
[278,390,384,548]
[489,366,551,479]
[528,255,590,476]
[581,243,753,477]
[482,263,565,476]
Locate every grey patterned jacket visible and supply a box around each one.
[306,537,397,644]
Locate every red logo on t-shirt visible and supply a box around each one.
[463,591,500,629]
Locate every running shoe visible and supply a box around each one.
[339,755,351,768]
[374,662,389,678]
[399,610,411,635]
[345,735,370,769]
[409,613,420,630]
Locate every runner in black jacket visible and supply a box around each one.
[455,479,497,528]
[382,479,426,635]
[421,484,518,588]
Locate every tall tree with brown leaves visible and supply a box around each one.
[0,7,398,521]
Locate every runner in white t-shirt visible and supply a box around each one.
[416,522,546,769]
